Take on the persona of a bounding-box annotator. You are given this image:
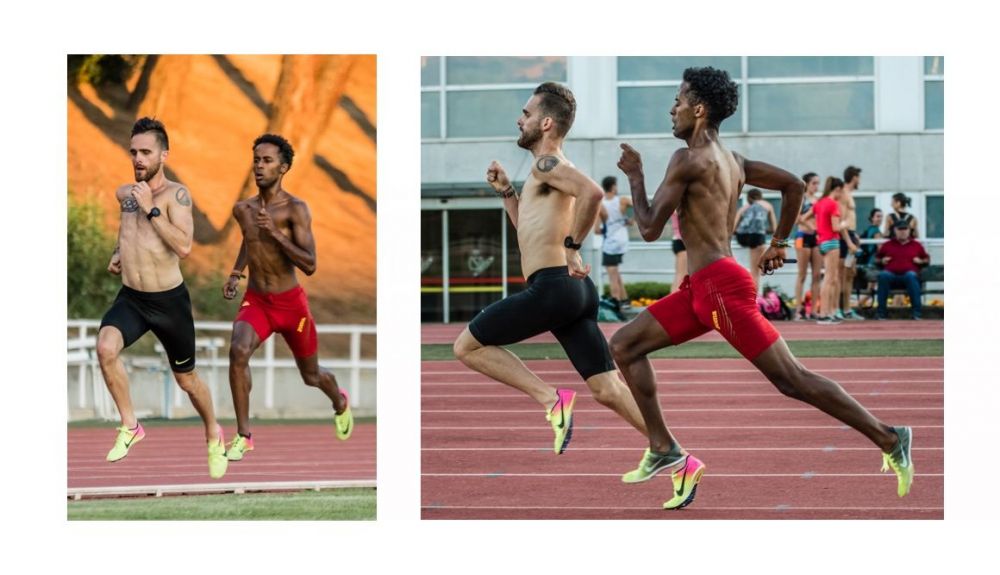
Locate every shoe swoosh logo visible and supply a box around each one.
[124,433,137,448]
[675,458,689,496]
[174,357,191,365]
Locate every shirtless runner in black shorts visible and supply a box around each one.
[453,82,647,454]
[96,117,227,479]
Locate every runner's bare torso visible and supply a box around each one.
[517,154,577,278]
[115,181,190,292]
[232,191,315,294]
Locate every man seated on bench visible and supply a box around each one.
[875,220,930,320]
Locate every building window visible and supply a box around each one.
[617,56,875,135]
[924,56,944,130]
[421,56,568,140]
[617,57,742,135]
[925,194,944,238]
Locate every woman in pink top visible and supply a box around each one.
[800,177,857,324]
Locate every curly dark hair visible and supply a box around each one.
[682,67,739,127]
[131,117,169,150]
[534,82,576,137]
[253,133,295,168]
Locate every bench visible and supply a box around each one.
[857,264,944,305]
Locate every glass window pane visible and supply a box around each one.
[422,92,440,139]
[924,56,944,75]
[446,89,533,138]
[422,56,440,86]
[618,57,741,82]
[925,81,943,130]
[619,86,742,134]
[926,196,944,238]
[749,57,873,78]
[448,209,505,322]
[749,83,873,131]
[446,57,566,85]
[855,196,876,230]
[421,210,443,323]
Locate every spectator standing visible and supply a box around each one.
[793,172,822,319]
[734,188,777,291]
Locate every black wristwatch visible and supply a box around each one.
[146,207,161,221]
[564,236,582,250]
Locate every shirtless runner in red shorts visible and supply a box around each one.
[608,67,913,509]
[221,134,353,461]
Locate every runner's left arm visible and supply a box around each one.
[738,154,805,273]
[281,201,318,275]
[531,155,603,279]
[140,184,194,259]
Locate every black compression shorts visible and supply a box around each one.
[602,252,624,267]
[468,266,614,380]
[100,283,197,373]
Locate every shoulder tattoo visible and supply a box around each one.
[536,156,560,173]
[175,187,192,207]
[121,196,139,213]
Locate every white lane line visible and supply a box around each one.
[422,407,942,413]
[422,446,944,451]
[68,479,376,500]
[421,472,943,477]
[422,367,942,376]
[422,505,943,511]
[422,425,945,430]
[422,392,944,398]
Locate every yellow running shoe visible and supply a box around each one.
[208,426,228,479]
[622,447,687,484]
[545,389,576,454]
[662,455,706,510]
[227,434,254,461]
[881,426,914,497]
[106,423,145,462]
[335,391,353,440]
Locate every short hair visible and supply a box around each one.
[746,188,763,201]
[601,176,617,192]
[131,117,169,150]
[868,208,883,222]
[822,176,844,197]
[682,67,739,127]
[801,172,818,184]
[892,192,911,208]
[534,82,576,137]
[844,165,862,183]
[253,133,295,168]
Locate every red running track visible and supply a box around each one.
[421,357,943,519]
[421,319,942,344]
[68,423,376,489]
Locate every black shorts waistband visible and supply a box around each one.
[526,266,570,284]
[120,282,188,300]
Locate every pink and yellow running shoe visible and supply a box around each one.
[662,455,706,510]
[545,388,576,454]
[106,423,145,462]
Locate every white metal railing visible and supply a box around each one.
[67,319,376,420]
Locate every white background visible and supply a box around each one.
[2,0,997,573]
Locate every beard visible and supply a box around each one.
[517,126,542,150]
[135,160,162,183]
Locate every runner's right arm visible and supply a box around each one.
[618,144,689,242]
[486,161,519,228]
[223,212,248,299]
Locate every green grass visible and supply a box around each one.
[68,488,375,520]
[422,339,943,361]
[68,416,376,429]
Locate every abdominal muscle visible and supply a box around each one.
[516,181,573,278]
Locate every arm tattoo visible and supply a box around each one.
[175,187,192,207]
[121,197,139,212]
[536,156,560,172]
